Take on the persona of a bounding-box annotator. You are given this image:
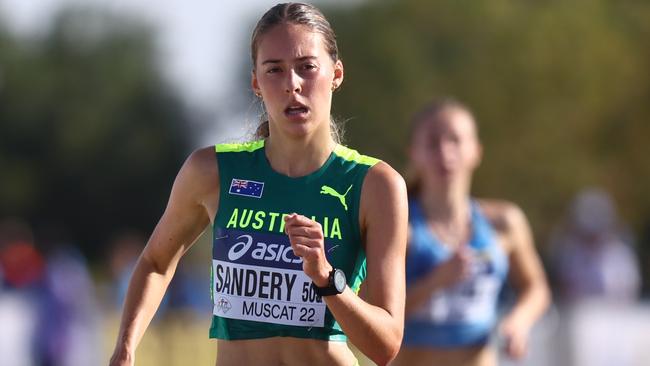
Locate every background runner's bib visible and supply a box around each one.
[411,251,502,324]
[403,200,509,347]
[209,140,379,341]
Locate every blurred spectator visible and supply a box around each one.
[0,219,45,290]
[0,219,104,365]
[550,187,641,303]
[0,290,39,366]
[38,245,103,366]
[0,219,43,366]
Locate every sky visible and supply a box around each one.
[0,0,356,143]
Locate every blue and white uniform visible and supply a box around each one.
[403,200,509,348]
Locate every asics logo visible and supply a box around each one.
[227,234,302,264]
[228,234,253,261]
[320,185,353,211]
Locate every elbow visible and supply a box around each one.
[368,328,402,366]
[533,274,552,311]
[140,247,176,277]
[139,251,165,275]
[369,348,399,366]
[386,339,402,365]
[524,278,552,318]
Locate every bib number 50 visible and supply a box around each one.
[301,282,323,303]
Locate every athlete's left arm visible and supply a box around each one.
[343,162,408,365]
[285,162,407,365]
[497,202,551,359]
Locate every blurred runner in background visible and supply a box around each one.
[392,99,550,366]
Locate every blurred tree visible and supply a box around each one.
[326,0,650,248]
[0,7,191,259]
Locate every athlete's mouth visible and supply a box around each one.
[284,102,309,116]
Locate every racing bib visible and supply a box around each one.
[412,251,500,324]
[212,228,326,327]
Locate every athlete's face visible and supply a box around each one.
[252,23,343,139]
[410,108,482,185]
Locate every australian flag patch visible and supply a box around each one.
[229,178,264,198]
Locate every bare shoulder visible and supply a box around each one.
[359,161,408,237]
[476,198,533,254]
[476,198,529,234]
[185,146,218,180]
[363,161,407,197]
[174,146,219,209]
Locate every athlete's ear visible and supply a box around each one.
[332,60,344,91]
[474,140,484,168]
[251,70,261,97]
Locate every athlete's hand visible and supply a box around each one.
[431,247,472,289]
[499,314,530,360]
[284,213,332,287]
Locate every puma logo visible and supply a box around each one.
[320,185,353,211]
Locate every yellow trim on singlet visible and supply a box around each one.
[216,140,379,169]
[333,145,380,166]
[215,139,264,153]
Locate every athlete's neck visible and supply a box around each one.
[419,180,471,245]
[265,128,335,178]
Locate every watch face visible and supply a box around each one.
[333,269,346,292]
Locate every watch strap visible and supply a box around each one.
[312,268,344,296]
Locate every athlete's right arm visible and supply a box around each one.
[109,147,219,366]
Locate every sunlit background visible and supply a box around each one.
[1,0,649,365]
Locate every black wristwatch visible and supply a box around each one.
[312,268,346,296]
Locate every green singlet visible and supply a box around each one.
[209,139,380,341]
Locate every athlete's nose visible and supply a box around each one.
[436,138,459,167]
[285,70,302,94]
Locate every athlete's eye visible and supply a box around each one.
[446,135,461,145]
[301,63,318,72]
[426,136,441,150]
[266,67,282,74]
